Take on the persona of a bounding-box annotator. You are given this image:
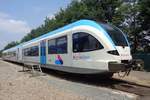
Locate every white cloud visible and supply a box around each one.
[0,12,31,34]
[0,12,31,50]
[0,12,10,18]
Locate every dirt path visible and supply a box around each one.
[0,61,86,100]
[0,60,139,100]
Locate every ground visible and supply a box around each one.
[0,60,149,100]
[0,60,86,100]
[113,71,150,87]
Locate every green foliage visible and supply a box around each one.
[117,1,141,53]
[3,41,19,50]
[134,0,150,53]
[0,50,2,57]
[20,0,123,43]
[138,0,150,30]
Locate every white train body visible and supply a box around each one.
[2,20,133,74]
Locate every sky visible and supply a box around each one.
[0,0,72,50]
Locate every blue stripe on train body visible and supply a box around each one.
[4,19,118,51]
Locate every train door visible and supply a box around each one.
[18,47,23,62]
[40,40,46,64]
[72,32,104,70]
[17,48,19,61]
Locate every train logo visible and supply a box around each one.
[55,55,63,65]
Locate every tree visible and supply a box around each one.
[4,41,19,50]
[0,50,2,57]
[135,0,150,53]
[138,0,150,31]
[117,1,140,53]
[19,0,123,43]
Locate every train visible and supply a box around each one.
[2,19,142,77]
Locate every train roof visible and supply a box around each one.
[22,19,104,45]
[3,19,112,52]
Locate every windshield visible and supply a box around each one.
[99,23,128,46]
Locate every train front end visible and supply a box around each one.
[99,23,144,76]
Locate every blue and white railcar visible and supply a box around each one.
[2,45,22,62]
[2,20,141,76]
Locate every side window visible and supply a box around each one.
[35,46,39,56]
[31,46,39,56]
[56,36,67,54]
[48,39,57,54]
[73,32,103,52]
[23,48,28,56]
[48,36,67,54]
[23,46,39,56]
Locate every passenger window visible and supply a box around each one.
[48,36,67,54]
[23,48,28,56]
[48,39,57,54]
[73,32,103,52]
[56,36,67,54]
[23,46,39,56]
[31,46,39,56]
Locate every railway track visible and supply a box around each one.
[42,68,150,97]
[107,78,150,96]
